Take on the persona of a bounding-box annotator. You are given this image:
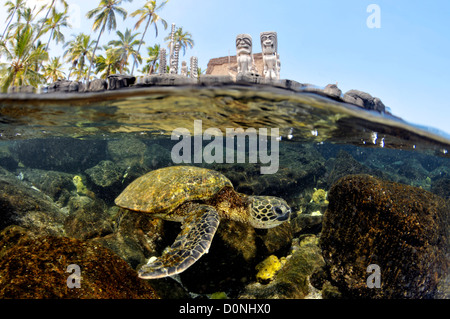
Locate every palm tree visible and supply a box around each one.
[130,0,168,75]
[43,56,66,82]
[1,0,26,41]
[8,6,41,38]
[63,33,96,81]
[164,26,194,56]
[0,25,48,92]
[43,7,71,51]
[85,0,131,84]
[95,46,121,78]
[141,44,160,74]
[34,0,68,42]
[108,28,142,74]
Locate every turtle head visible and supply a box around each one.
[248,196,291,229]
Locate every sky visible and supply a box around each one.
[1,0,449,135]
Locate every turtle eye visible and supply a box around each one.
[274,206,284,215]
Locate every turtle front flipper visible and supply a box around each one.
[138,204,220,279]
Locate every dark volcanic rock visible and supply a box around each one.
[327,150,383,187]
[323,84,342,99]
[178,220,293,295]
[107,74,136,90]
[10,138,106,172]
[343,89,386,112]
[88,79,107,92]
[320,174,449,298]
[85,160,122,188]
[0,175,65,236]
[0,229,159,299]
[47,79,83,93]
[64,196,113,240]
[19,168,74,203]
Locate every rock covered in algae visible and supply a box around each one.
[320,174,449,299]
[10,137,106,172]
[239,235,325,299]
[63,196,114,240]
[177,219,293,295]
[0,174,65,236]
[85,160,122,188]
[0,226,158,299]
[255,255,284,282]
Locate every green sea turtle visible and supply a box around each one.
[115,165,291,279]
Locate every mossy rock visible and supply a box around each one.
[320,174,449,299]
[0,228,159,299]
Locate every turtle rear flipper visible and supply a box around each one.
[138,205,220,279]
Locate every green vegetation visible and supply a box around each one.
[0,0,194,92]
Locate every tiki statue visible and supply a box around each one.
[260,31,280,80]
[236,34,253,75]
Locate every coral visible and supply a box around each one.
[311,188,328,204]
[239,235,325,299]
[72,175,95,199]
[255,255,284,282]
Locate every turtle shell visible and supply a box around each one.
[115,166,233,214]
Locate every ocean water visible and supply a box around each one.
[0,85,449,299]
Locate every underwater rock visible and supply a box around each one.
[91,208,166,269]
[18,168,74,203]
[85,161,123,200]
[10,137,106,172]
[327,150,383,187]
[431,177,450,200]
[107,137,147,169]
[320,174,449,299]
[177,220,293,295]
[0,230,159,299]
[85,160,123,202]
[290,212,323,236]
[239,235,325,299]
[144,143,173,171]
[210,143,326,202]
[64,196,113,240]
[255,255,284,283]
[0,175,65,236]
[0,144,18,171]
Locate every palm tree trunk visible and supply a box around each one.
[85,23,105,84]
[35,0,56,41]
[1,8,17,41]
[45,28,54,51]
[131,16,151,75]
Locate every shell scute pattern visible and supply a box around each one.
[114,166,233,214]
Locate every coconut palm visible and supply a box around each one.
[8,6,42,38]
[63,33,96,81]
[95,46,122,78]
[85,0,131,83]
[43,56,66,82]
[43,7,71,51]
[0,25,48,92]
[141,43,161,74]
[1,0,27,41]
[108,28,142,74]
[34,0,68,41]
[130,0,168,75]
[164,26,194,56]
